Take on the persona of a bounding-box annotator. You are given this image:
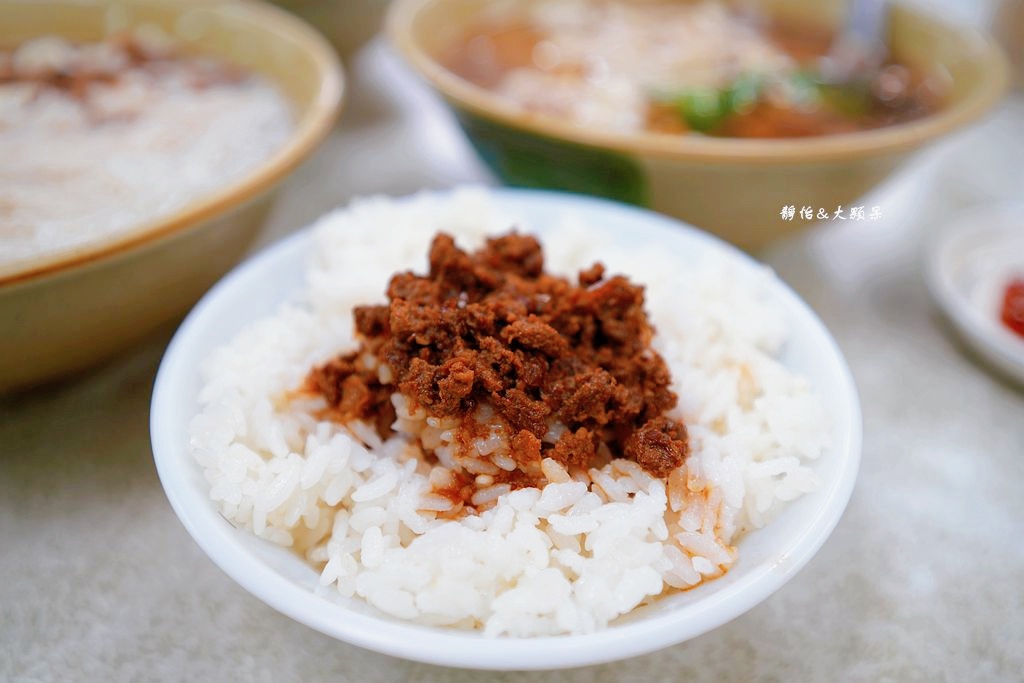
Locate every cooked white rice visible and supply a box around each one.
[189,188,828,636]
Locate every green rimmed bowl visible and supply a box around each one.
[388,0,1009,249]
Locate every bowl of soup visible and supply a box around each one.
[388,0,1008,248]
[0,0,342,392]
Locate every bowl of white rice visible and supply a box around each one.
[151,187,861,669]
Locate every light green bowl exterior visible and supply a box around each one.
[0,199,273,391]
[454,105,911,248]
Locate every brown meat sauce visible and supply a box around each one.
[306,232,690,504]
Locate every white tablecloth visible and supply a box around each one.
[3,41,1022,682]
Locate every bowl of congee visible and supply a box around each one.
[388,0,1008,248]
[0,0,342,392]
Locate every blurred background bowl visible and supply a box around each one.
[270,0,390,58]
[0,0,343,393]
[388,0,1009,249]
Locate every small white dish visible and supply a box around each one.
[150,189,861,670]
[925,201,1024,386]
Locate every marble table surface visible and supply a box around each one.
[2,40,1022,683]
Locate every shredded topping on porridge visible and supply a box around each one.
[0,34,244,111]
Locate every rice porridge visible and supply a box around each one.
[0,34,293,269]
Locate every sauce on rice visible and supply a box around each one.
[305,232,690,511]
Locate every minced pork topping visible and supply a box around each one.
[306,232,690,505]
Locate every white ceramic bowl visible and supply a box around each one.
[151,189,861,670]
[925,201,1024,386]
